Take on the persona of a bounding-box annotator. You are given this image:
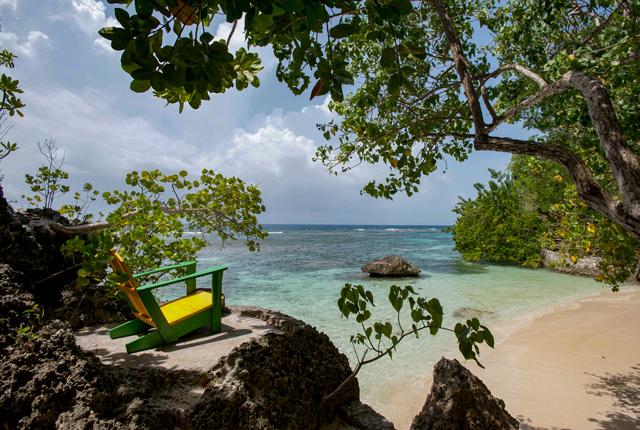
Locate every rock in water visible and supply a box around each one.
[361,255,421,277]
[410,358,519,430]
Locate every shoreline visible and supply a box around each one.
[377,286,640,429]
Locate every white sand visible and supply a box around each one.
[74,312,283,371]
[381,287,640,429]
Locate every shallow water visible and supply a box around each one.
[162,225,605,409]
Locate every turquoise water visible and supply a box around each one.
[163,225,604,407]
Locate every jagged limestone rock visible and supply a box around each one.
[411,358,519,430]
[361,255,421,277]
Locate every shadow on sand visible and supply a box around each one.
[513,365,640,430]
[585,364,640,430]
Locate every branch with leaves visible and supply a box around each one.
[60,168,268,287]
[0,49,24,164]
[322,283,494,405]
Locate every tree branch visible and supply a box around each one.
[474,135,640,241]
[45,207,215,235]
[570,3,624,53]
[480,84,497,123]
[433,0,485,135]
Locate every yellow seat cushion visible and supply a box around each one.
[160,291,213,325]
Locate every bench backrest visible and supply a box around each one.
[108,250,154,327]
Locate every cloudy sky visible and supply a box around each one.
[0,0,515,225]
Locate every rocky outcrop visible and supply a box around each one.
[541,249,601,277]
[0,186,129,330]
[410,358,519,430]
[0,257,208,429]
[1,264,378,429]
[361,255,421,277]
[191,323,359,429]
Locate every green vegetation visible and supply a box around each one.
[102,0,640,251]
[23,140,72,209]
[19,142,268,291]
[322,283,493,403]
[59,167,268,289]
[447,168,547,268]
[449,155,640,290]
[0,49,24,164]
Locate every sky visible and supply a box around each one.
[0,0,515,225]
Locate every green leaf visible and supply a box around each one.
[330,23,356,39]
[114,8,131,29]
[382,321,392,338]
[135,0,153,18]
[150,72,166,91]
[334,71,355,86]
[130,79,151,93]
[163,64,185,87]
[365,290,374,305]
[98,27,130,42]
[131,68,154,80]
[482,328,494,348]
[387,73,400,95]
[380,47,396,69]
[389,0,413,15]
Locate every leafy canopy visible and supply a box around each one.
[449,155,640,290]
[62,167,268,289]
[447,167,547,268]
[100,0,420,111]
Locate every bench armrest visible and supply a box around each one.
[133,261,197,279]
[136,265,228,292]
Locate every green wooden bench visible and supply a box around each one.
[108,250,227,353]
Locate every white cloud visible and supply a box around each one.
[195,112,316,177]
[93,36,113,53]
[70,0,117,32]
[71,0,106,21]
[5,87,197,182]
[0,30,52,58]
[0,0,17,11]
[213,18,248,53]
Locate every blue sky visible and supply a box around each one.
[0,0,513,225]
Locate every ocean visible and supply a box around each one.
[164,224,604,410]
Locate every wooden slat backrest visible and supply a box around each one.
[108,250,154,326]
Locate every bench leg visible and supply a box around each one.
[109,319,152,339]
[125,330,166,354]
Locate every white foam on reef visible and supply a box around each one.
[268,231,284,234]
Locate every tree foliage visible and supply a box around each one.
[62,168,268,288]
[23,140,71,209]
[101,0,640,246]
[21,142,267,291]
[447,168,547,267]
[0,49,24,163]
[322,282,493,404]
[449,155,640,290]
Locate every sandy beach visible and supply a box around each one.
[381,286,640,430]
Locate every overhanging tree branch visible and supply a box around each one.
[46,206,236,235]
